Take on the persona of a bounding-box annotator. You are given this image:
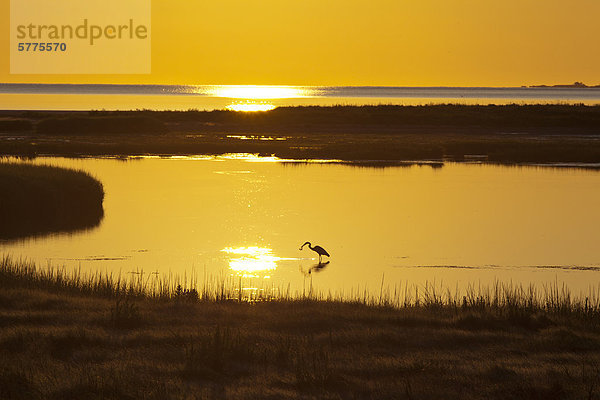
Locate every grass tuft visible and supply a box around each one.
[0,162,104,240]
[108,298,142,330]
[182,326,255,379]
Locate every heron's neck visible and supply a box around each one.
[306,242,313,249]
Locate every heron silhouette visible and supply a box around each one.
[299,242,330,262]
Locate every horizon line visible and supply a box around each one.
[1,82,600,89]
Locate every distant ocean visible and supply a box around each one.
[1,83,600,111]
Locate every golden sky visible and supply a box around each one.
[2,0,600,86]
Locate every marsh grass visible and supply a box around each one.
[89,104,600,129]
[3,105,600,163]
[293,344,341,390]
[0,162,104,240]
[182,326,256,379]
[3,256,600,398]
[108,298,142,329]
[36,115,167,135]
[2,255,600,325]
[0,119,32,133]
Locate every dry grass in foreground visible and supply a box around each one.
[2,256,600,399]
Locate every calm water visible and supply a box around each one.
[2,84,600,110]
[2,156,600,296]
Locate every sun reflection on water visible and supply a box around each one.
[193,85,315,113]
[226,102,277,112]
[222,246,296,278]
[226,135,287,141]
[207,85,312,99]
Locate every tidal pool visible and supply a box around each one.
[2,156,600,297]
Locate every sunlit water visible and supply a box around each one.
[2,156,600,296]
[2,84,600,110]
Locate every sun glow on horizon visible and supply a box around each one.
[206,85,312,99]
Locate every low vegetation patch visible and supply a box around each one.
[36,115,167,135]
[89,104,600,129]
[0,119,32,133]
[0,163,104,240]
[1,105,600,163]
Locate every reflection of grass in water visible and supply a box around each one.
[3,256,600,398]
[0,163,104,240]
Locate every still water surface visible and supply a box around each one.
[2,156,600,296]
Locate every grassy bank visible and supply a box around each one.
[2,257,600,399]
[37,115,167,135]
[0,163,104,240]
[63,104,600,131]
[1,105,600,163]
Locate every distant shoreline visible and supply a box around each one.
[525,81,600,88]
[2,82,600,89]
[3,84,600,112]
